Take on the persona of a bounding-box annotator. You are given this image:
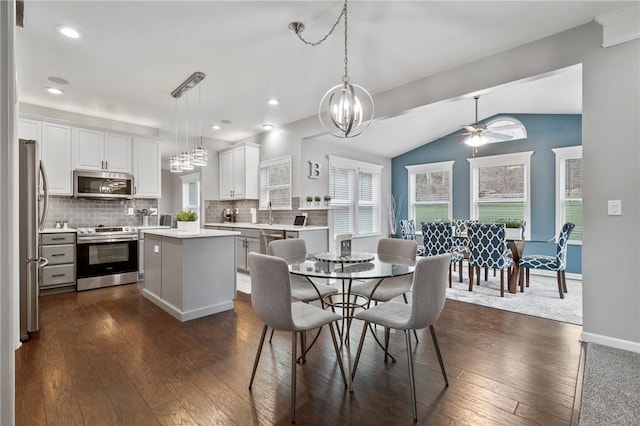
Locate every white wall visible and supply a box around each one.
[0,1,17,423]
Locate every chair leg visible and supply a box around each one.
[519,267,525,292]
[291,331,297,424]
[458,260,463,282]
[299,332,307,364]
[526,268,530,287]
[268,328,275,343]
[405,330,418,421]
[352,321,369,380]
[402,295,418,343]
[448,263,453,288]
[384,327,391,363]
[249,324,268,390]
[500,269,505,297]
[562,270,568,293]
[468,263,474,291]
[429,325,449,386]
[476,266,481,286]
[484,267,488,281]
[557,271,565,299]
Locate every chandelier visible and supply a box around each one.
[289,0,374,138]
[170,72,208,172]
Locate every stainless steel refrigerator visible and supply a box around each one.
[19,139,49,341]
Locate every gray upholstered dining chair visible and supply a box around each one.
[268,238,338,305]
[350,238,418,304]
[267,238,339,357]
[352,253,451,421]
[247,252,346,424]
[351,238,419,348]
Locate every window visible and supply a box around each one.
[406,161,453,225]
[485,116,527,143]
[259,156,291,210]
[329,156,383,237]
[468,152,533,238]
[181,173,200,214]
[553,146,582,243]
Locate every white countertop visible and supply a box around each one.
[143,228,240,239]
[40,228,77,233]
[204,222,329,232]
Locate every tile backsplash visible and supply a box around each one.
[205,197,328,226]
[45,196,159,229]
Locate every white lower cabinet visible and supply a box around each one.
[39,232,76,294]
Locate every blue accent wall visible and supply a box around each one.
[392,114,582,274]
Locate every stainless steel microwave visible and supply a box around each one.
[73,170,134,199]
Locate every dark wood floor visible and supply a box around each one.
[16,282,583,425]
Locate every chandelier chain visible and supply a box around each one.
[295,0,347,48]
[343,0,349,83]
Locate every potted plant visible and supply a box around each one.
[323,194,332,206]
[314,195,321,207]
[176,210,199,232]
[496,219,524,239]
[306,196,313,207]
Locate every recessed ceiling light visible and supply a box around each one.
[45,87,64,95]
[211,124,221,130]
[57,26,82,39]
[262,123,275,131]
[267,98,280,106]
[48,76,68,85]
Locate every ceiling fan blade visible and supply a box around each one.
[462,125,478,132]
[484,131,513,141]
[488,123,522,131]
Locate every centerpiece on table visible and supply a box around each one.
[176,210,199,232]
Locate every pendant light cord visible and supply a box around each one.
[174,97,179,156]
[198,84,202,147]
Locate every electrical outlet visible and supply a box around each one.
[127,207,134,215]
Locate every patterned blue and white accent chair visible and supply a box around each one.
[518,223,575,299]
[467,223,513,297]
[399,219,425,256]
[422,222,465,288]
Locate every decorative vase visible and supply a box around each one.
[142,216,149,227]
[177,221,199,232]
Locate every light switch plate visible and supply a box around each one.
[154,245,160,253]
[608,200,622,216]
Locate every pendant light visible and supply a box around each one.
[289,0,374,138]
[192,83,208,166]
[169,97,183,173]
[170,72,206,171]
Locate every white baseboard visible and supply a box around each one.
[581,332,640,353]
[529,269,582,281]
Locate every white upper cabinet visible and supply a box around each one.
[73,128,132,173]
[41,122,73,195]
[133,137,161,199]
[18,118,41,141]
[219,144,259,200]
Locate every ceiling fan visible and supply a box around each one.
[461,95,514,147]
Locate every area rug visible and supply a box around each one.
[445,267,582,325]
[579,343,640,425]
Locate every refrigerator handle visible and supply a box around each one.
[39,160,49,231]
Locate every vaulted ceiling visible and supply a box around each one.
[16,1,628,158]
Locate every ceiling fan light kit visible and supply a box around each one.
[289,0,374,138]
[462,95,514,147]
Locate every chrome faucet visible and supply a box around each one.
[268,201,273,225]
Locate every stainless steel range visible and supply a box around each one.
[76,226,138,291]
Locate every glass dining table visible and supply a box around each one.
[287,252,416,391]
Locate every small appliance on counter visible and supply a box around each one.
[222,208,237,222]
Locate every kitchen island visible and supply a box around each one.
[142,228,240,321]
